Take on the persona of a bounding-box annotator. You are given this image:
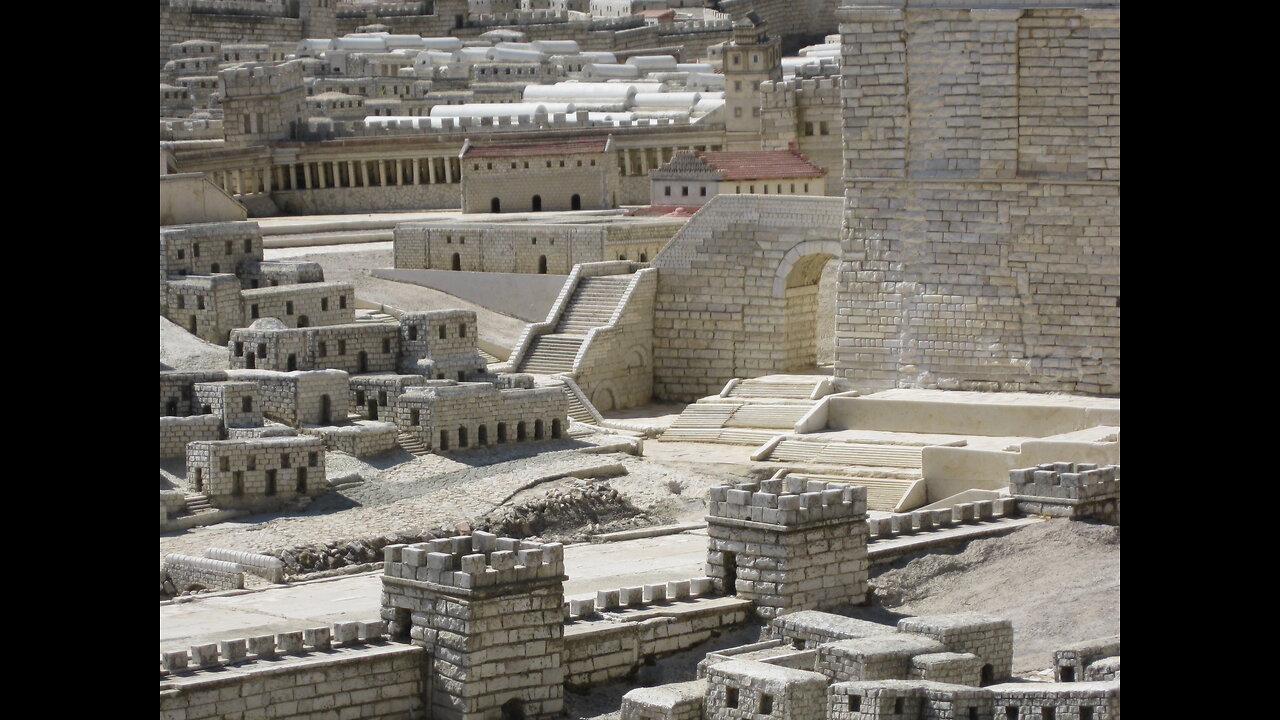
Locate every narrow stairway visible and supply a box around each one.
[183,493,213,515]
[397,431,430,456]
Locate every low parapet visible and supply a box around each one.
[1010,463,1120,501]
[707,476,866,528]
[383,531,565,592]
[219,60,304,98]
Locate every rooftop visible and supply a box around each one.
[461,137,610,158]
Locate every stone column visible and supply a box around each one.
[303,163,313,189]
[444,158,453,183]
[623,149,633,176]
[360,160,370,187]
[377,159,386,186]
[348,160,357,187]
[412,158,420,185]
[428,157,438,184]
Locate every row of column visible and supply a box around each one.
[214,157,462,196]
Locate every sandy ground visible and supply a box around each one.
[869,517,1120,673]
[263,242,528,351]
[160,315,230,370]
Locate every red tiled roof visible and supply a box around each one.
[462,138,609,158]
[694,148,827,180]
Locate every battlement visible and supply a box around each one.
[300,110,696,141]
[159,619,389,676]
[1009,462,1120,501]
[383,531,565,591]
[218,59,305,97]
[707,477,867,527]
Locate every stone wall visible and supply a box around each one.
[299,421,399,456]
[160,415,224,459]
[461,150,619,213]
[1010,462,1120,523]
[186,435,327,509]
[158,639,426,720]
[163,553,245,591]
[272,182,462,214]
[650,194,844,402]
[834,2,1120,395]
[226,368,350,426]
[241,282,355,328]
[572,267,656,411]
[159,6,303,69]
[705,476,868,620]
[396,381,568,452]
[161,370,231,416]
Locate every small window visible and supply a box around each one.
[665,186,671,196]
[257,343,266,358]
[220,456,229,472]
[439,325,447,339]
[356,390,366,405]
[681,186,688,196]
[319,341,327,357]
[177,249,185,260]
[242,397,252,412]
[251,304,259,319]
[378,391,387,405]
[759,694,772,715]
[309,452,318,467]
[338,340,346,355]
[244,238,253,253]
[321,298,329,311]
[176,295,185,310]
[726,688,738,709]
[382,338,391,353]
[235,342,244,356]
[700,187,707,196]
[895,698,904,713]
[286,301,295,316]
[281,453,290,469]
[848,696,860,711]
[197,296,205,310]
[225,240,232,254]
[193,243,200,258]
[1041,709,1055,720]
[340,296,347,309]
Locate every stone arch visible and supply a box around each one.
[771,239,842,298]
[591,386,617,413]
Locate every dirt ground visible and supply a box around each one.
[869,517,1120,674]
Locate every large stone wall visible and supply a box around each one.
[650,194,844,402]
[834,2,1120,396]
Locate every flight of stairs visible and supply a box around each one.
[659,402,811,444]
[554,277,632,334]
[560,383,597,424]
[354,309,398,324]
[397,431,429,456]
[183,493,213,515]
[766,440,924,469]
[518,275,632,374]
[726,379,818,400]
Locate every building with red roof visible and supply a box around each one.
[648,142,827,208]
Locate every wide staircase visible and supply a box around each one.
[760,439,929,511]
[726,379,818,401]
[660,403,813,445]
[518,276,632,374]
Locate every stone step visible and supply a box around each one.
[796,474,921,512]
[396,431,429,456]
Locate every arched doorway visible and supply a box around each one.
[491,197,501,213]
[531,195,541,211]
[538,255,547,274]
[478,425,488,445]
[297,315,309,327]
[772,242,841,372]
[534,419,544,440]
[551,419,561,439]
[452,253,461,271]
[570,194,581,210]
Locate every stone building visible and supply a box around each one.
[185,436,328,511]
[393,216,684,273]
[649,145,827,207]
[705,476,869,619]
[217,60,306,148]
[721,12,782,150]
[394,380,569,452]
[380,533,567,720]
[459,136,619,213]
